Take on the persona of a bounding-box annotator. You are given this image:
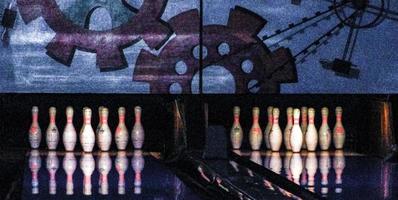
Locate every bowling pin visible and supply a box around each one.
[115,151,128,194]
[305,108,318,151]
[96,106,104,136]
[290,109,303,153]
[269,108,282,151]
[80,108,95,152]
[264,106,273,149]
[63,107,77,151]
[46,151,59,195]
[290,153,303,185]
[249,107,262,150]
[230,106,243,149]
[98,152,111,195]
[301,107,308,149]
[284,107,293,151]
[29,106,41,149]
[306,152,317,192]
[132,150,145,194]
[29,150,41,194]
[80,153,94,196]
[319,107,331,150]
[132,106,145,149]
[333,107,346,149]
[97,107,112,151]
[115,107,129,150]
[46,107,59,150]
[63,152,76,195]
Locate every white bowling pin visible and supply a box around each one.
[319,107,331,150]
[306,152,317,192]
[115,107,129,150]
[29,106,41,149]
[301,107,308,149]
[98,152,111,195]
[249,107,262,150]
[305,108,318,151]
[115,151,128,194]
[333,107,346,149]
[290,109,303,153]
[63,107,77,151]
[46,107,59,150]
[80,108,95,152]
[97,108,112,151]
[290,153,303,185]
[80,153,94,196]
[264,106,273,150]
[96,106,104,136]
[269,152,282,174]
[63,152,76,195]
[269,108,282,151]
[284,107,293,151]
[29,150,41,194]
[132,150,145,194]
[132,106,145,149]
[230,106,243,149]
[46,151,58,195]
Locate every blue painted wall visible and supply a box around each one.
[1,0,397,93]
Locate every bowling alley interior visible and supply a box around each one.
[1,0,398,199]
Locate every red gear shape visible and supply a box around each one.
[133,7,297,94]
[17,0,171,71]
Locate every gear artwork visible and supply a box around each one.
[17,0,171,70]
[133,7,298,94]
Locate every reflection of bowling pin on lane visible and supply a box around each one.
[132,150,145,194]
[306,108,318,151]
[306,152,318,192]
[320,151,330,197]
[301,107,308,149]
[334,150,346,193]
[333,107,346,149]
[115,107,129,150]
[319,107,331,151]
[250,151,262,165]
[290,109,303,153]
[63,107,77,151]
[269,108,282,151]
[269,152,282,174]
[80,108,95,152]
[80,153,95,196]
[97,108,112,151]
[115,151,128,195]
[290,153,303,185]
[63,152,76,195]
[132,106,145,149]
[230,106,243,149]
[29,106,41,149]
[29,150,41,194]
[284,151,293,181]
[249,107,263,150]
[284,107,293,151]
[46,107,59,150]
[264,106,273,150]
[46,151,59,195]
[98,152,111,195]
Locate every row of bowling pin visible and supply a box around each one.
[29,106,145,152]
[29,150,145,195]
[230,106,346,152]
[244,150,345,197]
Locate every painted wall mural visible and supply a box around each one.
[0,0,397,93]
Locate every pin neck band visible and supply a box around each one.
[50,116,55,123]
[119,115,125,123]
[32,114,38,122]
[67,116,73,123]
[84,117,91,124]
[234,116,239,123]
[336,115,342,121]
[322,116,328,123]
[252,116,258,123]
[293,118,299,124]
[309,117,314,124]
[273,117,279,124]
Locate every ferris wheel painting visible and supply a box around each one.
[0,0,396,93]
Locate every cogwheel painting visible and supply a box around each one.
[0,0,398,93]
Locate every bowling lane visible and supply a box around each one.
[238,150,398,200]
[22,150,202,200]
